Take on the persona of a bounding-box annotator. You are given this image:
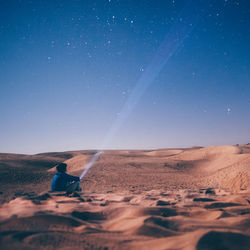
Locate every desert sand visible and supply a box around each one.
[0,145,250,249]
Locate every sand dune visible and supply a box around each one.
[0,145,249,249]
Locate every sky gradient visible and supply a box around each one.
[0,0,250,154]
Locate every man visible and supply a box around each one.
[51,163,81,194]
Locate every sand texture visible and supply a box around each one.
[0,145,250,249]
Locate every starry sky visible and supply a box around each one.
[0,0,250,154]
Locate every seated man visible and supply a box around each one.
[51,163,81,194]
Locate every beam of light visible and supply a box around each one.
[79,151,103,179]
[80,0,209,180]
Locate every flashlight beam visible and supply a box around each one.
[79,151,103,179]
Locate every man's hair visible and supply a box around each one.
[56,163,67,173]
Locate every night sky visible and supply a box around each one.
[0,0,250,154]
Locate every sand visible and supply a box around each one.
[0,145,249,249]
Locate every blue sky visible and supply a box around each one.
[0,0,250,154]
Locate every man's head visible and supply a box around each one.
[56,163,67,173]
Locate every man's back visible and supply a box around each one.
[51,172,80,191]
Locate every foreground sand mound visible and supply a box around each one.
[196,231,250,250]
[0,189,249,250]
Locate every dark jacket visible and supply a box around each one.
[51,172,80,191]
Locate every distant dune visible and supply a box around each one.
[0,145,249,249]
